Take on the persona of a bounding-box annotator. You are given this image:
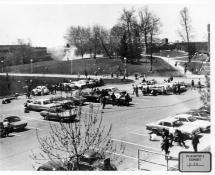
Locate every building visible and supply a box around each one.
[0,45,52,66]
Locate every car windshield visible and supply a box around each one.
[173,121,183,127]
[188,117,197,122]
[43,100,51,105]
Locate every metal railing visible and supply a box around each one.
[138,148,178,171]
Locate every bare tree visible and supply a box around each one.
[138,7,161,70]
[65,26,90,58]
[31,105,125,170]
[178,7,193,62]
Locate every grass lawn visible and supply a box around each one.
[4,56,182,77]
[0,75,133,97]
[153,50,187,58]
[179,62,210,75]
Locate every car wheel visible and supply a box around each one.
[2,100,5,104]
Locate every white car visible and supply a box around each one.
[146,117,200,139]
[32,86,50,96]
[73,80,88,88]
[174,114,210,132]
[25,99,61,112]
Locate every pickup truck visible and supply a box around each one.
[24,99,61,112]
[174,114,210,133]
[146,117,200,139]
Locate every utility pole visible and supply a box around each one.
[150,31,153,71]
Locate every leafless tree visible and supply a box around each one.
[65,26,91,58]
[178,7,193,62]
[31,105,125,170]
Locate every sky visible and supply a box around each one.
[0,1,211,48]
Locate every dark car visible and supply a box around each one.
[37,150,117,171]
[40,107,77,122]
[1,115,27,131]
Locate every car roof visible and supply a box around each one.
[175,114,192,119]
[159,117,178,123]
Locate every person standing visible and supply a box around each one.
[198,79,201,89]
[192,134,200,152]
[132,84,135,95]
[135,85,139,97]
[125,93,130,106]
[3,119,10,137]
[175,130,186,147]
[191,80,195,90]
[111,92,116,106]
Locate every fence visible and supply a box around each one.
[138,148,178,171]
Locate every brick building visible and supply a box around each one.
[0,45,52,66]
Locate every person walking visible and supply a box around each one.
[198,79,201,89]
[175,130,186,147]
[111,92,116,106]
[132,84,135,95]
[125,93,130,106]
[192,134,200,152]
[161,136,170,155]
[135,85,139,97]
[191,80,195,90]
[101,96,106,109]
[3,119,10,137]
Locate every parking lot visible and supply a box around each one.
[0,80,208,170]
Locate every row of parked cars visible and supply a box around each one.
[31,79,105,96]
[138,80,187,96]
[146,113,210,139]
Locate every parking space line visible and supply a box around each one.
[129,132,149,137]
[27,126,44,131]
[112,138,161,152]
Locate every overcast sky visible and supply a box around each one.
[0,2,211,48]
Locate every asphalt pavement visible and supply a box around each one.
[0,84,205,170]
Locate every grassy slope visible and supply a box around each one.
[5,56,182,77]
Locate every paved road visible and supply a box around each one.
[0,83,203,170]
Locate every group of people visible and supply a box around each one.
[150,129,200,155]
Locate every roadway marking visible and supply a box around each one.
[112,138,160,152]
[27,126,44,131]
[129,132,149,137]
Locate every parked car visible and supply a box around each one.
[2,93,19,104]
[146,117,200,139]
[37,150,116,171]
[40,107,77,122]
[31,86,50,96]
[173,114,210,132]
[0,115,27,131]
[73,80,88,89]
[24,99,61,112]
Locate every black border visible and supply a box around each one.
[178,151,212,172]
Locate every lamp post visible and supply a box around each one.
[30,59,33,73]
[1,60,4,73]
[124,57,127,78]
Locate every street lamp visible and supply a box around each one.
[124,57,127,78]
[30,59,33,73]
[1,60,4,73]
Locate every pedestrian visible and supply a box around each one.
[135,85,139,97]
[161,136,170,155]
[111,72,113,79]
[191,80,195,90]
[3,119,10,137]
[175,130,186,148]
[198,79,201,89]
[125,93,130,106]
[192,133,200,152]
[177,83,181,95]
[101,96,106,109]
[111,92,116,106]
[132,84,135,95]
